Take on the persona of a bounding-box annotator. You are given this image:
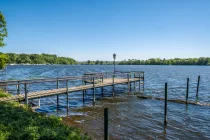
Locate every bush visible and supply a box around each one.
[0,89,11,97]
[0,102,91,140]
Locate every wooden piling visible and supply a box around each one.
[164,83,168,126]
[112,75,115,97]
[127,74,130,92]
[143,72,145,91]
[93,77,95,103]
[82,79,85,103]
[104,108,109,140]
[102,76,104,97]
[24,83,28,105]
[38,97,40,107]
[139,73,141,92]
[66,80,69,108]
[56,79,59,108]
[186,78,189,104]
[17,81,20,94]
[196,76,200,97]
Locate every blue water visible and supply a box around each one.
[1,65,210,139]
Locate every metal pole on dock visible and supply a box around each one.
[56,79,59,108]
[93,77,95,103]
[112,75,115,97]
[38,97,40,107]
[196,76,200,98]
[186,78,189,104]
[164,83,168,126]
[104,108,109,140]
[66,80,69,108]
[24,83,28,105]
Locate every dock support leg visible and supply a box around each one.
[139,77,141,92]
[82,79,85,104]
[164,83,168,126]
[112,75,115,97]
[24,83,28,105]
[56,79,59,109]
[196,75,200,98]
[57,95,59,108]
[38,97,40,107]
[134,81,136,91]
[127,74,130,93]
[93,78,95,104]
[66,80,69,108]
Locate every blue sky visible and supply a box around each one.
[0,0,210,61]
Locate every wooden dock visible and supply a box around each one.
[0,71,144,107]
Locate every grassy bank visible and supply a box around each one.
[0,89,11,97]
[0,101,91,140]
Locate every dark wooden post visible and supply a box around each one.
[196,76,200,98]
[17,81,20,94]
[164,83,168,126]
[186,78,189,104]
[93,77,95,103]
[104,108,109,140]
[143,72,145,91]
[102,75,104,97]
[56,78,59,108]
[134,73,136,91]
[139,72,141,92]
[127,74,130,92]
[24,83,28,105]
[66,80,69,108]
[82,78,85,104]
[112,75,115,97]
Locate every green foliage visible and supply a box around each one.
[0,102,91,140]
[0,89,11,97]
[0,53,8,69]
[0,11,7,47]
[119,57,210,65]
[6,53,77,65]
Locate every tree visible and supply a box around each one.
[0,12,8,69]
[0,11,7,47]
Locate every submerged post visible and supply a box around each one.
[196,76,200,98]
[66,80,69,108]
[24,83,28,105]
[93,77,95,103]
[112,75,115,97]
[56,78,59,108]
[164,83,168,126]
[186,78,189,104]
[104,108,109,140]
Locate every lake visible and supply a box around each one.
[1,65,210,139]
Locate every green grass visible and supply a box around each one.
[0,101,91,140]
[0,89,11,98]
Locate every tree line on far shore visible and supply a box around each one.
[118,58,210,65]
[3,53,77,65]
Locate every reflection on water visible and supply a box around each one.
[1,65,210,139]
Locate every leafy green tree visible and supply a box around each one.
[0,12,8,69]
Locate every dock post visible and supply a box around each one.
[196,76,200,98]
[164,83,168,126]
[82,78,85,104]
[104,108,109,140]
[24,83,28,105]
[66,80,69,108]
[17,81,20,94]
[127,74,130,92]
[102,76,104,97]
[139,73,141,92]
[186,78,189,104]
[56,79,59,108]
[143,72,145,91]
[93,77,95,103]
[38,97,40,107]
[112,75,115,97]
